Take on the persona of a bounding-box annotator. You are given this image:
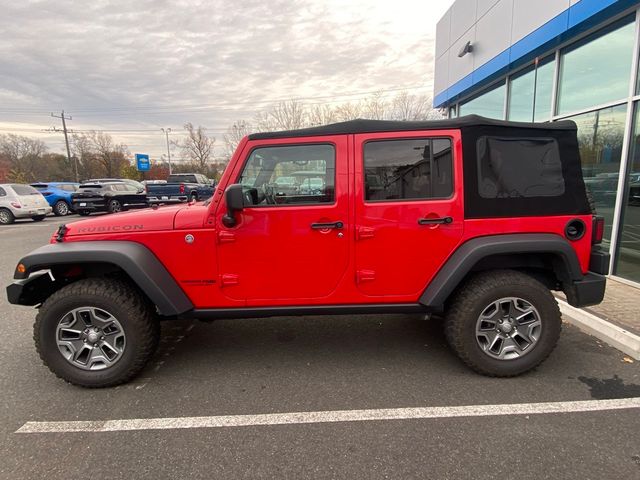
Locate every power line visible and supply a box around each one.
[0,84,432,115]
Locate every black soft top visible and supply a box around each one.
[248,115,577,140]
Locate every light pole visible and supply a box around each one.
[161,127,172,175]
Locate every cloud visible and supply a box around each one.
[0,0,450,158]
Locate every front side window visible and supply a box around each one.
[363,138,453,201]
[0,187,5,197]
[476,137,564,198]
[238,144,335,206]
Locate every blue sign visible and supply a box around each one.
[135,153,150,171]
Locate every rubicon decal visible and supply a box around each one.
[76,225,144,233]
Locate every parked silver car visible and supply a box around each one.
[0,184,52,224]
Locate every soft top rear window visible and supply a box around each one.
[476,137,564,199]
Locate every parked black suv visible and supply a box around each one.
[72,182,148,215]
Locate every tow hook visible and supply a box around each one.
[55,224,68,243]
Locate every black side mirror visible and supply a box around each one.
[222,184,244,227]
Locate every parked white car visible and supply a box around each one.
[0,184,52,224]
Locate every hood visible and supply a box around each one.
[62,205,186,238]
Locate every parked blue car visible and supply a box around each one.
[30,182,80,216]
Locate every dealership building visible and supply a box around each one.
[434,0,640,286]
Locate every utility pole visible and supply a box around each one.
[161,127,172,175]
[51,111,78,182]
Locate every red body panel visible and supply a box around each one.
[59,130,595,309]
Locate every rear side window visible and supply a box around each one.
[0,187,5,197]
[11,185,40,195]
[476,137,564,198]
[363,138,453,201]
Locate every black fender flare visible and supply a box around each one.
[419,233,583,308]
[12,241,193,316]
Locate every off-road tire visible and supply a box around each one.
[32,215,46,222]
[0,208,15,224]
[444,270,561,377]
[53,200,70,216]
[34,278,160,388]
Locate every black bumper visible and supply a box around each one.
[6,272,57,306]
[564,272,606,308]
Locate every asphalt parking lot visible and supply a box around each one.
[1,216,639,479]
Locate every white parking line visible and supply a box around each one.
[16,397,640,434]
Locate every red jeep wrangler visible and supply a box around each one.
[7,115,608,387]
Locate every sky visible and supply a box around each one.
[0,0,453,161]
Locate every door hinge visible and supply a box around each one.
[220,274,240,286]
[356,269,376,283]
[357,226,375,240]
[217,231,236,244]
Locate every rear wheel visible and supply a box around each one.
[190,192,198,202]
[53,200,70,216]
[34,278,160,388]
[444,270,561,377]
[0,208,15,225]
[32,215,46,222]
[108,199,122,213]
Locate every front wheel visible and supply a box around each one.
[444,270,561,377]
[34,278,160,387]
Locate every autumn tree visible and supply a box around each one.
[0,134,48,182]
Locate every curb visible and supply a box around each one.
[558,300,640,360]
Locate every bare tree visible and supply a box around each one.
[307,104,338,126]
[361,91,387,120]
[333,102,362,122]
[255,100,306,131]
[89,131,129,178]
[223,120,252,160]
[0,134,47,182]
[180,123,215,173]
[389,91,437,121]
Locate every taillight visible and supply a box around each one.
[10,202,21,208]
[593,216,605,244]
[179,184,185,194]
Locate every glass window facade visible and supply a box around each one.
[448,10,640,285]
[615,103,640,282]
[459,82,505,119]
[557,16,635,115]
[507,57,554,122]
[566,104,627,246]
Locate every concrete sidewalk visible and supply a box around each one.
[558,277,640,360]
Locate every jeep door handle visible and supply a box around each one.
[311,221,344,229]
[418,216,453,225]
